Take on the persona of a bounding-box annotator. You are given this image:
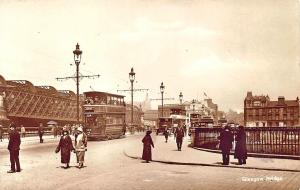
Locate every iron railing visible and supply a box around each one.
[193,127,300,156]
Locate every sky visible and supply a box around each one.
[0,0,299,112]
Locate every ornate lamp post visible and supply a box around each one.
[160,82,165,117]
[73,43,82,123]
[179,92,183,104]
[129,68,136,129]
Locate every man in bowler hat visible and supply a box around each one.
[7,123,21,173]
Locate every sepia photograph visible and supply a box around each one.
[0,0,299,190]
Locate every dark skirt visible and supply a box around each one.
[142,145,152,161]
[61,148,71,164]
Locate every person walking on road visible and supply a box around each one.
[175,124,185,151]
[20,125,26,138]
[38,123,44,143]
[234,125,247,165]
[218,125,234,165]
[142,130,154,163]
[7,123,21,173]
[55,130,74,169]
[163,129,169,143]
[75,126,87,168]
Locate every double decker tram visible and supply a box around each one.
[157,117,172,134]
[83,91,126,140]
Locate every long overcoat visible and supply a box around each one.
[175,127,184,142]
[8,130,21,151]
[142,135,154,161]
[219,129,234,154]
[56,135,74,164]
[234,130,247,159]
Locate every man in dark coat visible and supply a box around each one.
[38,123,44,143]
[142,130,154,163]
[234,125,247,165]
[218,125,234,165]
[7,123,21,173]
[55,130,74,169]
[163,129,169,143]
[175,125,185,151]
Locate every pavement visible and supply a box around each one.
[0,135,60,150]
[124,134,300,172]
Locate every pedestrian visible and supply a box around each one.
[55,130,74,169]
[38,123,44,143]
[175,124,185,151]
[53,125,57,138]
[20,125,26,138]
[142,130,154,163]
[183,124,187,136]
[163,129,169,143]
[7,123,21,173]
[0,125,3,142]
[234,125,247,165]
[74,126,87,168]
[218,125,234,165]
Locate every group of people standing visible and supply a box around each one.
[218,125,247,165]
[5,122,88,173]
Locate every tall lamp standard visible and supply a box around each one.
[73,43,82,123]
[160,82,165,117]
[179,92,183,104]
[129,68,136,130]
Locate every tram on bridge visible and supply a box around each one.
[83,91,126,140]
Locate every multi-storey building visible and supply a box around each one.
[244,92,299,127]
[125,104,143,129]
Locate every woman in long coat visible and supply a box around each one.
[218,125,234,165]
[55,130,74,169]
[234,125,247,165]
[142,131,154,163]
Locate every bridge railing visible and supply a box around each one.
[0,126,57,138]
[193,127,300,156]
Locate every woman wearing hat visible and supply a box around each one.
[142,130,154,163]
[234,125,247,165]
[55,130,74,169]
[75,126,87,168]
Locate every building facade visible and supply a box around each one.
[125,104,143,129]
[244,92,300,127]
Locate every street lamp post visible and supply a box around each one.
[73,43,82,123]
[160,82,165,117]
[179,92,183,104]
[129,68,136,130]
